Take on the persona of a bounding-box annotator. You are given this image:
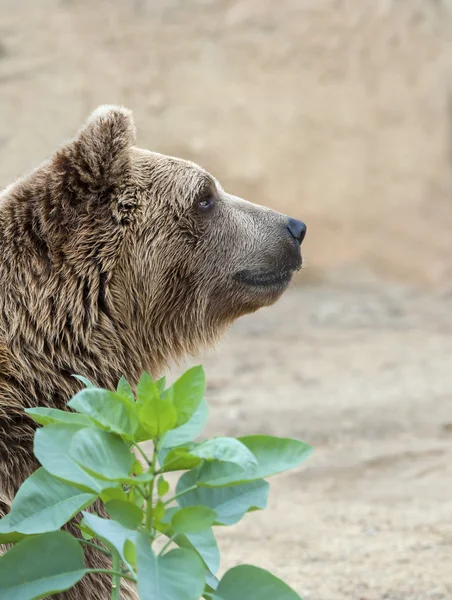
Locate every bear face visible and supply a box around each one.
[115,145,305,353]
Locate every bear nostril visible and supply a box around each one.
[287,218,307,244]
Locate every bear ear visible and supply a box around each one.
[73,105,136,188]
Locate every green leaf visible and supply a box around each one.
[0,514,26,544]
[132,458,144,475]
[161,398,209,449]
[171,506,217,534]
[25,407,92,428]
[162,447,202,472]
[213,565,303,600]
[72,374,95,388]
[0,531,86,599]
[154,500,165,524]
[137,393,178,440]
[162,437,258,475]
[136,372,159,405]
[139,399,177,440]
[117,376,135,403]
[197,436,312,487]
[70,428,134,481]
[205,571,219,592]
[105,501,143,529]
[136,533,205,600]
[176,471,269,525]
[129,487,145,510]
[100,487,128,504]
[81,512,136,574]
[156,376,166,394]
[191,438,258,471]
[124,539,137,570]
[4,468,96,535]
[68,388,139,438]
[174,528,220,578]
[167,366,206,428]
[34,424,114,493]
[157,477,170,498]
[77,518,94,540]
[154,509,175,536]
[135,372,178,441]
[120,472,155,486]
[156,516,220,577]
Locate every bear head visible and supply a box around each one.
[0,105,306,376]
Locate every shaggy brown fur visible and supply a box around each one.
[0,105,305,599]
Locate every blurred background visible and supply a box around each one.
[1,1,452,598]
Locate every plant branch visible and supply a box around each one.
[78,539,111,557]
[135,484,148,501]
[145,439,159,535]
[85,568,137,583]
[158,533,177,556]
[133,442,152,466]
[111,553,121,600]
[164,484,198,506]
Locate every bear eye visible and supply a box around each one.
[197,192,215,213]
[199,197,212,209]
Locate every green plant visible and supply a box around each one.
[0,366,312,599]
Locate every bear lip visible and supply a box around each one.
[232,269,294,288]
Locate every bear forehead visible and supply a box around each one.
[130,147,216,201]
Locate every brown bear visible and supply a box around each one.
[0,105,306,599]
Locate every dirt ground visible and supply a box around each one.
[166,282,452,600]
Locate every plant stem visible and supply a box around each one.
[159,534,177,556]
[164,484,198,506]
[133,442,152,466]
[85,568,137,583]
[145,439,159,535]
[78,539,112,557]
[135,484,149,501]
[111,553,121,600]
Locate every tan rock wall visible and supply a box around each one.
[2,0,452,287]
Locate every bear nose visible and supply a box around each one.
[287,218,307,244]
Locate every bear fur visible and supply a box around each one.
[0,106,304,599]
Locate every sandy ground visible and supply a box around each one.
[166,283,452,600]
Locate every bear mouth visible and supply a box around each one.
[232,269,294,288]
